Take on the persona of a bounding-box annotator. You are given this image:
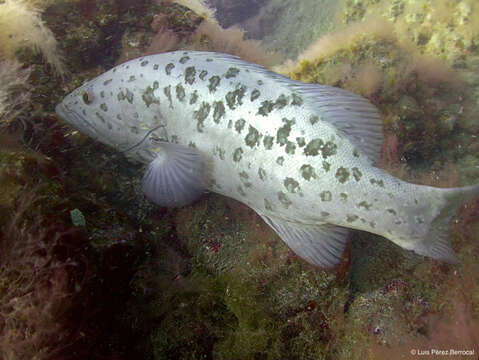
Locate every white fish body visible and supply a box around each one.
[56,51,479,267]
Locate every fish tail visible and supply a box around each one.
[415,184,479,263]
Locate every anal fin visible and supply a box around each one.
[260,214,350,268]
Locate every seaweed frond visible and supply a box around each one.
[0,188,76,360]
[0,59,31,127]
[0,0,66,76]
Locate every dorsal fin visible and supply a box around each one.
[181,51,384,163]
[288,83,383,164]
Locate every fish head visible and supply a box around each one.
[55,70,166,155]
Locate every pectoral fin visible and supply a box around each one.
[141,142,209,207]
[260,215,350,268]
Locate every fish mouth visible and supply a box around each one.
[55,102,100,140]
[55,102,161,154]
[55,102,69,123]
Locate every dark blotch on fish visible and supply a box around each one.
[208,76,221,93]
[285,141,296,154]
[225,85,247,110]
[213,101,225,123]
[179,56,190,64]
[142,85,160,107]
[300,164,316,181]
[225,67,240,78]
[352,167,362,181]
[251,89,261,102]
[335,167,350,184]
[190,90,199,105]
[257,95,289,116]
[347,214,359,223]
[263,135,274,150]
[235,118,246,133]
[278,191,292,208]
[176,84,186,102]
[233,147,243,162]
[199,70,208,80]
[194,102,211,132]
[320,191,332,202]
[304,139,324,156]
[185,66,196,85]
[245,125,262,148]
[276,118,295,146]
[291,93,303,106]
[164,85,173,108]
[165,63,175,75]
[284,177,300,193]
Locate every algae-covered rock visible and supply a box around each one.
[456,154,479,186]
[223,0,340,60]
[125,191,351,359]
[43,0,156,70]
[341,0,479,67]
[0,145,61,214]
[285,29,469,172]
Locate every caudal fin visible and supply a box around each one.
[414,184,479,263]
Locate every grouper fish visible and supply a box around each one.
[56,51,479,267]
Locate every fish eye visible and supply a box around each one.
[82,91,94,105]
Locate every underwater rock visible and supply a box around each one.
[206,0,267,28]
[341,0,479,67]
[397,95,423,120]
[458,103,479,133]
[286,27,472,170]
[388,0,405,22]
[238,0,340,59]
[438,103,462,132]
[456,154,479,185]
